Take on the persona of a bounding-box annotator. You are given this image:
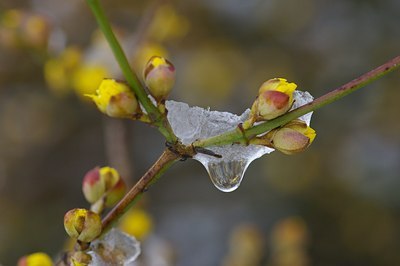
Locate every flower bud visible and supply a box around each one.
[264,119,316,155]
[64,208,102,242]
[104,177,126,207]
[71,251,92,266]
[82,167,105,204]
[252,78,297,120]
[143,56,175,101]
[82,166,126,208]
[17,252,53,266]
[86,79,140,118]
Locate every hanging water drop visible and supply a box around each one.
[204,160,248,192]
[206,160,246,192]
[166,90,314,192]
[194,144,271,192]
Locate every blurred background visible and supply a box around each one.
[1,0,400,265]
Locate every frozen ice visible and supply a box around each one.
[88,228,141,266]
[166,90,314,192]
[291,90,314,125]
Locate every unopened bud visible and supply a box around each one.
[64,208,102,242]
[82,166,126,208]
[252,78,297,121]
[86,79,140,118]
[143,56,175,101]
[265,119,316,155]
[104,177,126,207]
[71,251,92,266]
[82,167,105,204]
[17,252,53,266]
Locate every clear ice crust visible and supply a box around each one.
[88,229,141,265]
[166,91,314,192]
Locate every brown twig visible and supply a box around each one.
[100,148,179,236]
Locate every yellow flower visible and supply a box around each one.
[1,9,22,29]
[148,4,190,42]
[120,208,153,241]
[86,79,139,118]
[0,10,50,50]
[44,46,82,96]
[17,252,53,266]
[72,64,109,97]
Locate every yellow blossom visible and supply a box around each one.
[120,208,153,241]
[0,10,50,49]
[72,65,109,97]
[86,79,139,118]
[17,252,53,266]
[1,9,22,29]
[44,47,82,96]
[148,4,190,42]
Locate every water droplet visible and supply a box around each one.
[205,159,249,192]
[194,144,271,192]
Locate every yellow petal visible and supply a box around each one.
[24,252,53,266]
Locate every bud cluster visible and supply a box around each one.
[244,78,316,155]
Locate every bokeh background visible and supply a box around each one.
[1,0,400,265]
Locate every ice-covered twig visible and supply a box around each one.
[193,55,400,148]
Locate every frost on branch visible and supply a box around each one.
[166,91,314,192]
[88,228,141,266]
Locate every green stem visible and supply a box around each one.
[85,0,176,142]
[100,149,179,236]
[194,55,400,147]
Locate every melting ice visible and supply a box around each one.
[166,91,314,192]
[88,228,141,266]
